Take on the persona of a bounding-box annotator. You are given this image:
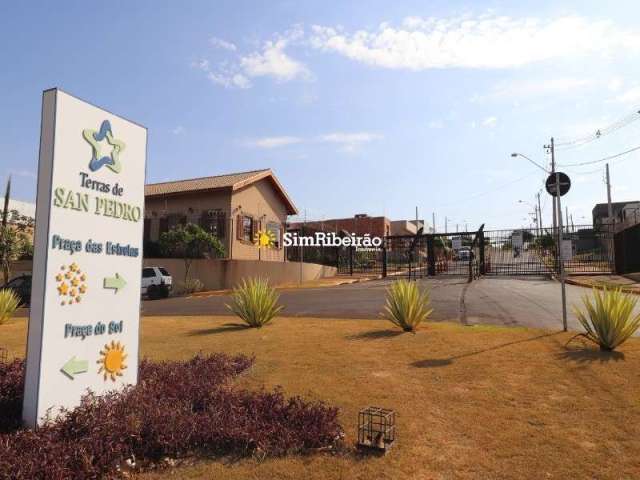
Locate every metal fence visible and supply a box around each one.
[482,225,614,276]
[288,224,614,278]
[333,230,483,278]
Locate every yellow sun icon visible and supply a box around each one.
[97,341,127,382]
[254,229,276,248]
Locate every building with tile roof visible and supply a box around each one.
[144,169,297,261]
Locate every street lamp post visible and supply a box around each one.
[518,199,540,236]
[511,152,568,332]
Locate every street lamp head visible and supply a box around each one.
[510,153,518,157]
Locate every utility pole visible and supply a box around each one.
[299,209,306,284]
[445,216,448,234]
[456,224,459,233]
[432,212,436,233]
[537,191,542,235]
[605,163,616,271]
[606,163,613,224]
[565,206,569,232]
[545,138,557,232]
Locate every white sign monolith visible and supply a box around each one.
[23,89,147,427]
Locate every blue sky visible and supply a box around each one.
[2,0,640,230]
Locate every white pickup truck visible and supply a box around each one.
[141,266,172,300]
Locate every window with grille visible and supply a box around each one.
[242,215,254,242]
[200,209,226,239]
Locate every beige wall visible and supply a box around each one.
[6,259,336,291]
[230,178,288,262]
[143,258,337,290]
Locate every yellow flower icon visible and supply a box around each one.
[56,264,87,306]
[58,282,69,296]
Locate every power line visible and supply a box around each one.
[557,144,640,168]
[433,170,539,209]
[555,110,640,150]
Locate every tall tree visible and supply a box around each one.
[1,176,9,228]
[0,178,34,283]
[1,178,15,283]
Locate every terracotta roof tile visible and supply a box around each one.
[145,169,270,196]
[145,168,298,215]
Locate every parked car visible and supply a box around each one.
[1,274,32,306]
[457,248,471,262]
[141,267,172,300]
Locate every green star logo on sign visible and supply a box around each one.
[82,120,125,174]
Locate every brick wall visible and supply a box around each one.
[290,216,390,238]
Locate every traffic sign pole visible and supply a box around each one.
[555,172,568,332]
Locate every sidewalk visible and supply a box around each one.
[565,274,640,295]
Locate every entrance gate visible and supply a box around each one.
[334,224,614,278]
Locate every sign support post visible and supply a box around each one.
[555,172,568,332]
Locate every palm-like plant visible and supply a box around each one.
[573,287,640,351]
[382,279,433,332]
[226,277,283,328]
[0,289,20,325]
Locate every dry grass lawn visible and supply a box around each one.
[2,314,640,479]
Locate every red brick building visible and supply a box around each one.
[288,214,391,238]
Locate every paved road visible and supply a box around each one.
[139,276,640,333]
[16,276,638,332]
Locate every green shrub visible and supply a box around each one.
[226,277,283,328]
[573,287,640,351]
[382,279,433,332]
[0,289,19,325]
[176,278,204,295]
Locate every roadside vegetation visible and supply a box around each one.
[175,278,204,295]
[226,277,283,328]
[0,354,342,479]
[1,178,34,284]
[159,223,224,290]
[573,287,640,351]
[382,279,433,332]
[0,289,19,325]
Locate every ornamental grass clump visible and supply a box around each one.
[573,287,640,351]
[382,279,433,332]
[0,289,19,325]
[226,277,283,328]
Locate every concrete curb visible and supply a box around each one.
[183,275,380,298]
[564,277,640,295]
